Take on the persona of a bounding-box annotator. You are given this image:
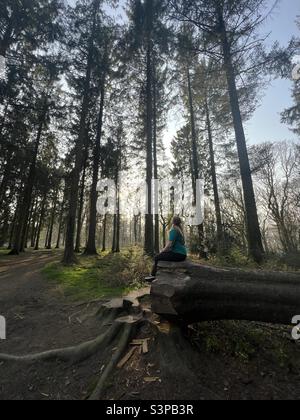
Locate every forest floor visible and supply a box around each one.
[0,249,300,400]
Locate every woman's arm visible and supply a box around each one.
[162,241,173,253]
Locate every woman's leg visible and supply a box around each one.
[151,252,186,277]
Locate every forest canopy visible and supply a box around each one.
[0,0,299,267]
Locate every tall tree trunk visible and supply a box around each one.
[46,193,58,250]
[44,222,50,249]
[56,212,64,250]
[134,215,139,246]
[187,68,204,255]
[23,200,35,249]
[75,157,88,253]
[153,65,160,254]
[10,98,48,255]
[30,199,39,248]
[144,42,154,256]
[63,0,100,265]
[0,208,10,246]
[102,213,107,252]
[162,222,167,248]
[112,214,117,253]
[56,184,67,249]
[35,195,47,251]
[115,189,121,253]
[217,10,264,263]
[112,162,120,254]
[204,97,224,252]
[85,74,106,255]
[8,207,18,250]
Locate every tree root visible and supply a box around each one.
[0,320,122,364]
[0,288,221,400]
[89,322,137,400]
[0,293,145,400]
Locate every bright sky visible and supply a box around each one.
[164,0,300,151]
[244,0,300,145]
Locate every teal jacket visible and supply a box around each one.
[169,228,187,256]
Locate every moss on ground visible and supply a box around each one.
[43,247,152,301]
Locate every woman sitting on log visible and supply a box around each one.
[149,216,187,279]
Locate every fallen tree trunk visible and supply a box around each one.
[151,261,300,325]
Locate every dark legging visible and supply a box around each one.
[151,251,187,277]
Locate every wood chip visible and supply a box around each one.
[144,377,160,383]
[130,339,144,346]
[157,323,171,334]
[142,340,149,354]
[117,347,137,369]
[40,392,50,397]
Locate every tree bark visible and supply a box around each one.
[217,9,264,264]
[112,214,117,253]
[187,68,204,255]
[63,0,100,265]
[152,64,160,254]
[204,97,224,252]
[85,74,106,255]
[44,222,50,249]
[102,213,107,252]
[56,190,66,249]
[144,2,154,257]
[29,199,39,248]
[151,261,300,325]
[75,158,88,253]
[115,196,121,253]
[46,192,58,250]
[34,194,47,251]
[10,97,48,254]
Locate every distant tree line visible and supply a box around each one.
[0,0,299,265]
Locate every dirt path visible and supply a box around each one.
[0,251,105,400]
[1,251,300,401]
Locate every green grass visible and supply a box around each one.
[43,247,152,301]
[0,248,9,257]
[191,247,300,272]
